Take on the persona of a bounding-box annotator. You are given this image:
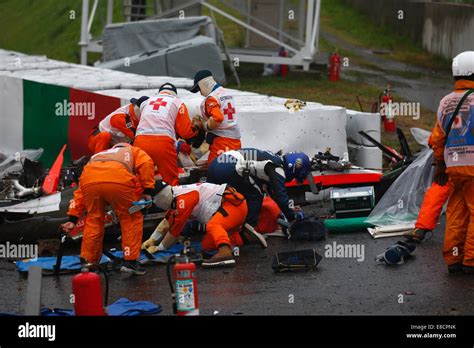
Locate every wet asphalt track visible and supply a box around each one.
[1,215,474,316]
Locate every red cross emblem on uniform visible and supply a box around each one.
[151,98,167,111]
[223,102,235,120]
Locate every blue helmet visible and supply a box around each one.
[283,152,311,184]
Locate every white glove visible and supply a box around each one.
[146,245,165,254]
[141,218,170,250]
[146,233,177,254]
[142,237,157,250]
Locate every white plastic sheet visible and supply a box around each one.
[410,127,431,148]
[365,148,434,227]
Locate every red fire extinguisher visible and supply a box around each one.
[329,49,342,82]
[72,266,108,316]
[167,242,199,316]
[380,85,396,133]
[278,47,289,77]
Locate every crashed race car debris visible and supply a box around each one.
[0,0,474,345]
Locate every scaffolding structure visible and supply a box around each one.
[79,0,321,70]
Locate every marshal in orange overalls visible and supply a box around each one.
[165,184,247,251]
[200,86,242,165]
[430,79,474,267]
[134,91,199,185]
[67,144,155,263]
[88,103,140,154]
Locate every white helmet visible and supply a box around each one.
[452,51,474,78]
[153,182,173,211]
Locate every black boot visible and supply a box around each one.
[462,265,474,274]
[448,263,463,274]
[120,260,146,275]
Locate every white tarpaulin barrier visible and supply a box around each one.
[181,92,348,156]
[237,104,347,156]
[346,110,380,146]
[0,49,192,90]
[348,143,383,170]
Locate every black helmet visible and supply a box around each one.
[159,82,177,95]
[130,95,149,107]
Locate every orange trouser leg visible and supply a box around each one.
[203,196,248,251]
[415,182,453,231]
[88,132,112,154]
[81,183,107,263]
[256,196,282,234]
[208,137,241,165]
[101,183,143,261]
[443,178,470,266]
[134,135,179,185]
[461,179,474,266]
[81,182,143,262]
[204,230,244,249]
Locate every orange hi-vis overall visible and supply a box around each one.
[88,104,139,154]
[134,92,198,185]
[67,144,155,263]
[164,183,247,251]
[200,86,241,165]
[415,182,452,231]
[415,134,453,231]
[430,80,474,267]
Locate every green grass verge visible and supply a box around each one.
[228,63,380,111]
[0,0,124,63]
[320,0,450,71]
[228,63,436,153]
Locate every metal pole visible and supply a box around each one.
[278,0,284,43]
[107,0,114,25]
[124,0,131,22]
[310,0,321,56]
[245,0,251,48]
[223,0,304,46]
[24,266,42,315]
[298,0,305,45]
[304,0,314,57]
[88,0,99,33]
[79,0,90,65]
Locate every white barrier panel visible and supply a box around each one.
[346,110,381,146]
[180,93,348,156]
[348,142,383,170]
[0,76,23,153]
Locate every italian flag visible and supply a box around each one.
[0,76,122,167]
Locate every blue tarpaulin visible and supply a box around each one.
[4,298,161,316]
[15,242,202,273]
[15,255,109,273]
